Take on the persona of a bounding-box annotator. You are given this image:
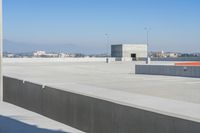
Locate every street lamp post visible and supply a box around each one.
[144,27,151,64]
[105,33,110,63]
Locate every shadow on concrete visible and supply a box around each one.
[0,115,68,133]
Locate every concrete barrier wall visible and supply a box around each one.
[115,57,200,62]
[135,65,200,78]
[3,76,200,133]
[3,57,115,63]
[138,57,200,61]
[151,57,200,61]
[4,57,200,63]
[3,77,43,114]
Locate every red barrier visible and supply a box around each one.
[175,62,200,66]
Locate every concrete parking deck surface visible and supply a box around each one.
[0,102,84,133]
[2,60,200,123]
[3,61,200,103]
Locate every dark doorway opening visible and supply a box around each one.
[131,53,136,61]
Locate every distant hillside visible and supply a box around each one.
[3,39,84,53]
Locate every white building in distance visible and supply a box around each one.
[111,44,147,61]
[33,51,46,57]
[33,51,58,57]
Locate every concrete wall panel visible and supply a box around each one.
[3,76,43,114]
[123,44,147,58]
[3,76,22,105]
[111,45,123,57]
[114,104,175,133]
[92,99,114,133]
[42,87,75,126]
[150,57,200,61]
[19,81,43,114]
[3,76,200,133]
[42,86,93,133]
[71,93,93,132]
[135,65,200,78]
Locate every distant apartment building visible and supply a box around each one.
[150,51,179,58]
[111,44,147,61]
[6,54,15,58]
[33,51,58,57]
[58,53,71,58]
[165,52,179,58]
[33,51,46,57]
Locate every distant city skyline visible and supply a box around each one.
[3,0,200,54]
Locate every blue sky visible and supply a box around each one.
[3,0,200,54]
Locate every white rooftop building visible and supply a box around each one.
[111,44,147,61]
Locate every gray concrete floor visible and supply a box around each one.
[0,102,84,133]
[3,61,200,104]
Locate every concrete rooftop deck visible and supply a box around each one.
[3,60,200,123]
[0,102,84,133]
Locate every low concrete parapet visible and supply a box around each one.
[135,65,200,78]
[3,57,116,63]
[150,57,200,61]
[3,76,200,133]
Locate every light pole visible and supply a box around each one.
[144,27,151,64]
[105,33,110,63]
[0,0,3,102]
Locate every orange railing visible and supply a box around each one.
[175,62,200,66]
